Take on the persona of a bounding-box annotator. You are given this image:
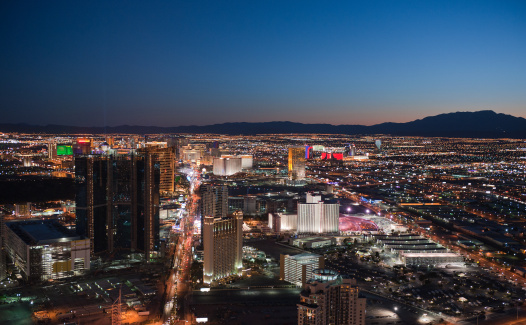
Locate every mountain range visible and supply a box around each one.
[1,110,525,138]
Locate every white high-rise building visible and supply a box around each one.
[213,157,242,176]
[297,194,339,234]
[203,211,243,284]
[268,213,298,232]
[239,155,253,169]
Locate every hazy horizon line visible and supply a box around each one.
[4,109,522,129]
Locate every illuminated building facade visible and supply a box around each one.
[203,211,243,284]
[239,155,253,169]
[143,143,176,195]
[180,144,206,162]
[349,143,356,156]
[298,269,366,325]
[14,203,31,217]
[268,213,298,232]
[288,147,306,180]
[73,138,92,155]
[297,194,339,234]
[200,184,228,242]
[48,142,57,159]
[158,147,176,195]
[213,157,242,176]
[305,145,313,159]
[75,149,160,259]
[145,146,176,195]
[280,253,324,287]
[3,220,90,282]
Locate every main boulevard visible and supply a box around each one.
[161,167,200,325]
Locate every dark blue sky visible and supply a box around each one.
[1,1,525,126]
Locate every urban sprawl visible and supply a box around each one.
[0,133,525,325]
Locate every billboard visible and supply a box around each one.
[56,145,73,156]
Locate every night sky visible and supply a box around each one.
[1,1,525,127]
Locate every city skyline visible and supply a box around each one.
[1,132,526,324]
[2,1,526,126]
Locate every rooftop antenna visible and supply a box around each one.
[111,285,122,325]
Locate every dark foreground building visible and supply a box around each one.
[75,149,160,260]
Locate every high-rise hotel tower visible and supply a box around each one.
[75,149,160,260]
[288,147,306,180]
[203,211,243,284]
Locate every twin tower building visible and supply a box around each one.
[75,148,165,259]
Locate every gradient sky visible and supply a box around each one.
[1,1,525,127]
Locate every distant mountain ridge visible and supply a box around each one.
[1,110,525,138]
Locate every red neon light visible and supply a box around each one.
[77,139,90,143]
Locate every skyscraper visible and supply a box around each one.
[298,269,366,325]
[153,146,176,196]
[213,157,242,176]
[203,211,243,284]
[75,149,160,259]
[48,142,57,159]
[297,193,339,234]
[199,184,228,242]
[288,147,306,180]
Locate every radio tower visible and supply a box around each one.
[112,286,122,325]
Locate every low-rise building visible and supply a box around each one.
[290,236,335,249]
[400,252,464,267]
[4,219,90,282]
[280,253,324,287]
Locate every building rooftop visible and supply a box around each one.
[288,253,322,263]
[401,252,461,257]
[6,219,81,245]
